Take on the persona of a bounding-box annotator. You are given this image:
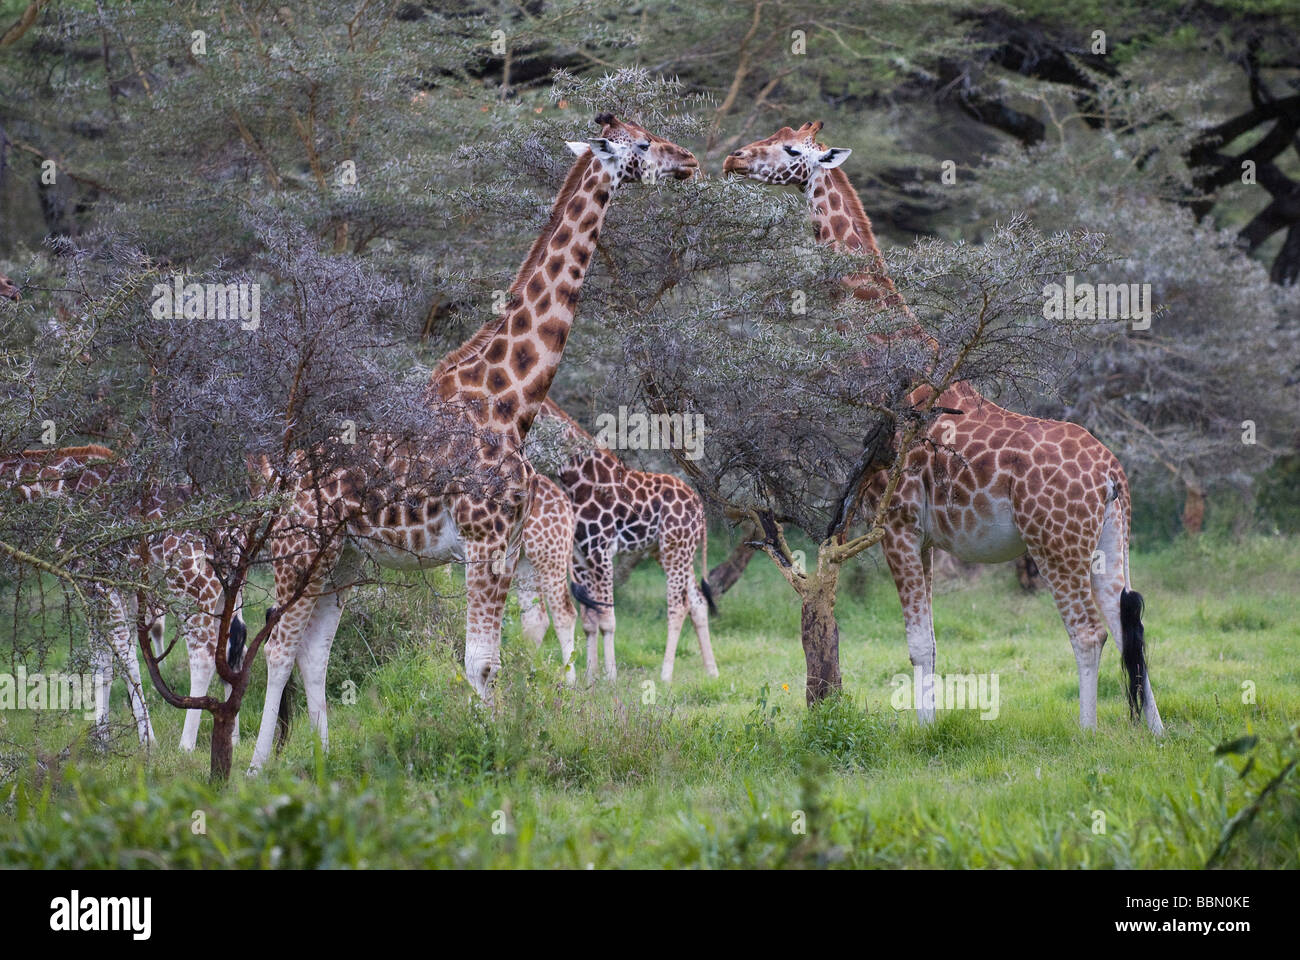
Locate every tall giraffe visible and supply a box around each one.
[534,398,718,684]
[1,445,248,749]
[248,115,697,771]
[724,122,1163,733]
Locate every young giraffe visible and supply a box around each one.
[724,122,1163,733]
[535,398,718,684]
[248,115,697,772]
[515,471,604,684]
[1,445,248,749]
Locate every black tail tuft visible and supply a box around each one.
[227,616,247,670]
[1119,589,1147,721]
[570,580,607,612]
[701,577,718,616]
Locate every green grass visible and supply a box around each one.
[1,535,1298,868]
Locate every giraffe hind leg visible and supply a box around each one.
[1091,499,1164,733]
[1031,549,1107,730]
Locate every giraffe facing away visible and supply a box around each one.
[724,122,1163,733]
[248,115,698,772]
[1,445,248,750]
[534,398,718,684]
[515,471,604,684]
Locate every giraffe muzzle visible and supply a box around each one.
[722,155,748,175]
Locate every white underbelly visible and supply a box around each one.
[354,514,465,570]
[928,501,1026,564]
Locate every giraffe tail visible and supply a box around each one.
[1113,472,1147,721]
[228,614,247,670]
[699,529,718,616]
[567,554,607,611]
[1119,589,1146,721]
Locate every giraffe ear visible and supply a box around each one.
[566,140,591,156]
[584,137,620,162]
[817,147,851,168]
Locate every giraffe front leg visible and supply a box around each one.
[884,530,936,725]
[463,537,518,705]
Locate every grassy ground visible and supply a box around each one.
[1,534,1297,868]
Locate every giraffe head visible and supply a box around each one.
[566,113,698,185]
[722,121,850,186]
[0,273,20,302]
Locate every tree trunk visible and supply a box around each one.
[209,704,236,782]
[799,566,842,705]
[1182,475,1205,535]
[706,522,758,595]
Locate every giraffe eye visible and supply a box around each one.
[635,140,650,152]
[783,146,800,157]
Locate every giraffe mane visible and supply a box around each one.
[825,168,891,274]
[507,151,598,302]
[432,152,598,380]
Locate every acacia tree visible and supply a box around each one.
[0,218,488,779]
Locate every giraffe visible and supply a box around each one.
[514,471,604,684]
[247,114,698,772]
[533,398,718,684]
[723,122,1163,733]
[1,445,248,749]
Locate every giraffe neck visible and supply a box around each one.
[805,168,909,312]
[431,153,617,446]
[2,446,118,501]
[805,166,958,385]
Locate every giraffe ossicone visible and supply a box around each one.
[725,122,1164,734]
